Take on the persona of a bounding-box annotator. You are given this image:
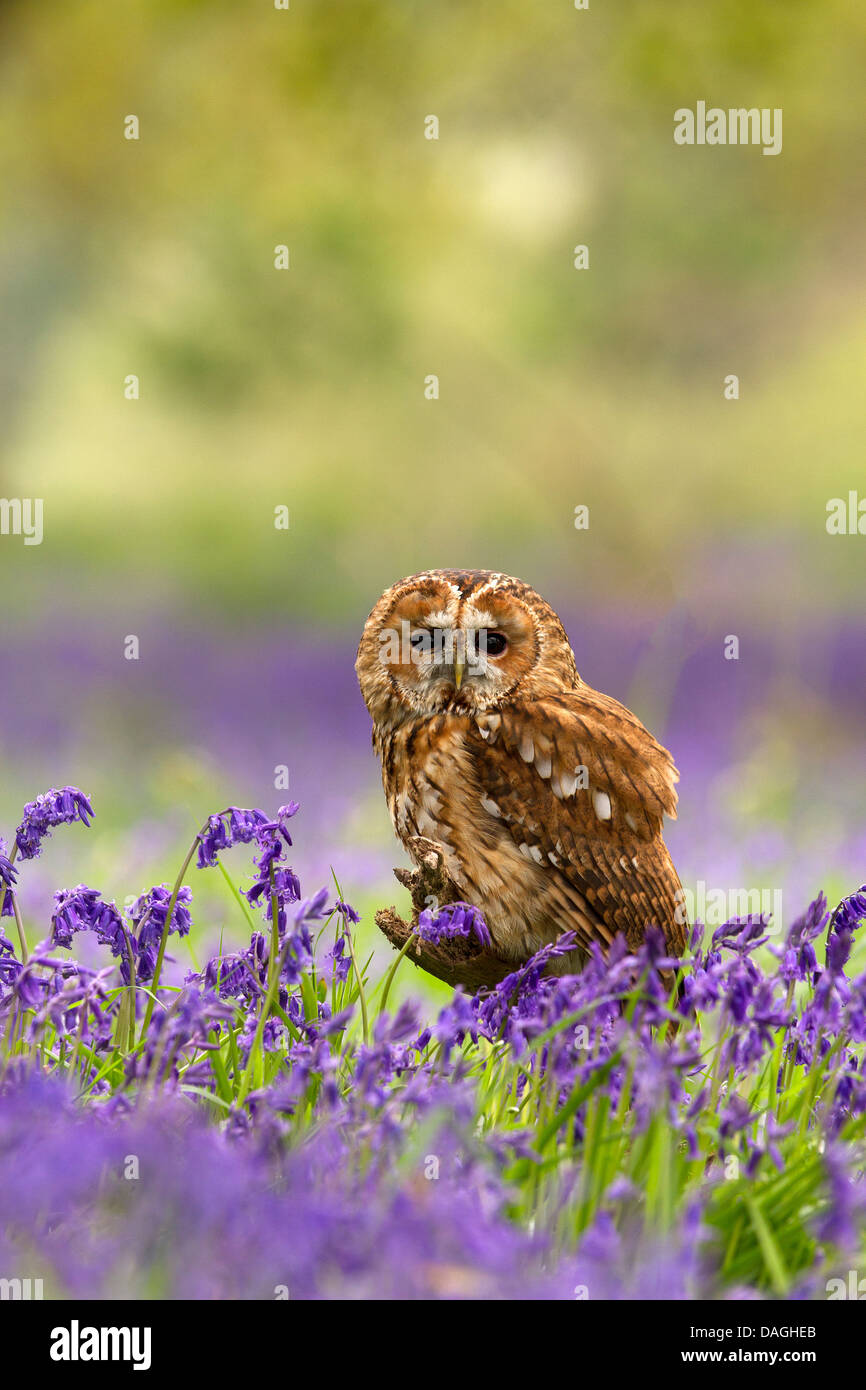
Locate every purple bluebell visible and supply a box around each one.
[130,885,193,981]
[0,839,15,918]
[416,902,491,948]
[831,885,866,937]
[14,786,94,860]
[776,893,829,985]
[815,1143,866,1250]
[195,806,276,868]
[51,885,126,952]
[0,840,17,890]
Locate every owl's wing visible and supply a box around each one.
[471,686,688,956]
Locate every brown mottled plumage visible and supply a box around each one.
[356,569,687,975]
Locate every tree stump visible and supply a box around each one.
[374,836,517,991]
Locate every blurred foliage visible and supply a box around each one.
[0,0,864,622]
[0,2,863,1001]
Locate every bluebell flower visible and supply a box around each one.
[815,1143,866,1250]
[775,893,829,984]
[130,885,193,982]
[14,786,94,860]
[832,885,866,937]
[321,935,351,986]
[196,807,270,868]
[51,885,126,954]
[0,838,16,918]
[0,840,17,891]
[416,902,491,947]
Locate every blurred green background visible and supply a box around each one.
[0,0,863,991]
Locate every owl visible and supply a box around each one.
[356,569,687,977]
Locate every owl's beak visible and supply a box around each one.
[453,657,465,691]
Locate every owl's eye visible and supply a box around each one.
[484,631,508,657]
[409,629,432,652]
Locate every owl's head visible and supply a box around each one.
[356,569,579,724]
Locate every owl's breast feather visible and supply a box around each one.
[381,714,556,958]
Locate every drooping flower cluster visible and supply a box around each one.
[15,786,94,859]
[416,901,492,947]
[0,839,17,891]
[51,884,127,954]
[242,804,302,929]
[196,803,299,869]
[774,892,829,986]
[832,884,866,936]
[128,884,193,982]
[196,806,272,867]
[0,838,16,919]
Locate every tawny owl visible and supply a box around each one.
[356,569,687,977]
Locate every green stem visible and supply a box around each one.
[777,979,797,1116]
[215,857,258,934]
[139,835,200,1040]
[344,922,369,1045]
[1,997,18,1066]
[268,863,280,991]
[379,931,418,1016]
[10,891,28,964]
[237,941,288,1105]
[125,931,137,1052]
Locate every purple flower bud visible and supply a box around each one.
[0,841,17,891]
[832,886,866,937]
